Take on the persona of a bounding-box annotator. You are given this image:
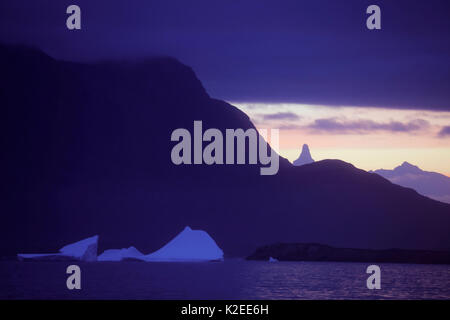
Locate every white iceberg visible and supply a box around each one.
[98,246,144,261]
[59,235,98,261]
[17,227,224,263]
[18,235,99,262]
[269,257,279,262]
[141,226,223,262]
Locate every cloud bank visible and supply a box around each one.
[307,118,429,134]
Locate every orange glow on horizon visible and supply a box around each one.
[231,102,450,175]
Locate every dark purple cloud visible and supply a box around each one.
[438,126,450,137]
[262,112,300,121]
[278,124,303,130]
[1,0,450,110]
[308,118,429,134]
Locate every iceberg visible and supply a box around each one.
[141,226,224,262]
[59,235,99,261]
[17,227,224,263]
[18,235,99,262]
[269,257,279,262]
[98,246,144,261]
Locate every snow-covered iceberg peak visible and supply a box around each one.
[59,235,99,261]
[98,246,144,262]
[143,226,224,262]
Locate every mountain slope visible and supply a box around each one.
[1,45,450,257]
[373,162,450,204]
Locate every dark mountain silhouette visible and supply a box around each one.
[293,144,315,166]
[373,162,450,204]
[1,45,450,257]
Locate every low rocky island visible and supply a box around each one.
[247,243,450,265]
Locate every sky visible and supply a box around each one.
[233,102,450,175]
[0,0,449,174]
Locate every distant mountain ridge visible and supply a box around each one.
[1,44,450,257]
[373,162,450,204]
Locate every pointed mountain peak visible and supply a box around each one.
[293,144,315,166]
[302,144,310,153]
[400,161,414,167]
[395,161,422,174]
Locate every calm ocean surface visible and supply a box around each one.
[1,260,449,299]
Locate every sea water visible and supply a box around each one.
[1,260,449,299]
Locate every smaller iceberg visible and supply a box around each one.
[269,257,279,262]
[141,226,223,262]
[18,235,99,262]
[98,246,144,261]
